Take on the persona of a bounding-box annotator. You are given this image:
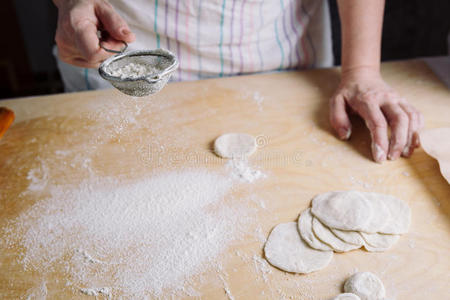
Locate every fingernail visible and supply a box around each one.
[371,142,385,163]
[121,28,131,35]
[388,150,401,160]
[339,128,351,140]
[401,144,410,157]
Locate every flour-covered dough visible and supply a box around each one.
[378,195,411,234]
[264,222,333,274]
[344,272,386,300]
[311,191,372,231]
[213,133,257,158]
[298,208,333,251]
[331,228,365,246]
[361,193,390,233]
[361,232,399,252]
[312,217,361,252]
[331,293,361,300]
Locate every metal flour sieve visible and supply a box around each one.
[98,40,178,97]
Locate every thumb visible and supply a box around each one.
[329,95,352,140]
[96,1,135,43]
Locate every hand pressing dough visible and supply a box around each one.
[213,133,257,158]
[330,228,365,246]
[344,272,386,300]
[378,195,411,234]
[331,293,361,300]
[360,232,399,252]
[298,208,333,251]
[264,222,333,274]
[311,191,372,231]
[312,217,361,252]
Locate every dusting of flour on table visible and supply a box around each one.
[79,287,111,298]
[2,169,261,298]
[226,158,265,183]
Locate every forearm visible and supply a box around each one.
[337,0,385,76]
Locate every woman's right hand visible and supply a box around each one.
[53,0,135,68]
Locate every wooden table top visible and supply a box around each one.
[0,60,449,299]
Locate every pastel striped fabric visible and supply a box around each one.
[110,0,333,82]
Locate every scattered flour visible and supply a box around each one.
[219,275,235,300]
[226,159,265,183]
[2,169,258,299]
[253,91,264,111]
[26,157,49,192]
[79,287,111,298]
[26,281,47,300]
[252,255,272,283]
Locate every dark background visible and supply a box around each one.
[1,0,449,99]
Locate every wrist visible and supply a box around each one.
[341,65,381,81]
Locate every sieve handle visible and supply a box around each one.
[98,30,128,54]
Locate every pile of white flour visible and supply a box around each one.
[3,169,257,298]
[107,62,158,79]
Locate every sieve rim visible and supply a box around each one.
[98,48,179,83]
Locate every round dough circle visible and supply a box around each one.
[344,272,386,300]
[264,222,333,274]
[361,193,390,233]
[378,195,411,234]
[312,217,361,252]
[213,133,257,158]
[332,293,361,300]
[298,208,333,251]
[330,228,365,246]
[311,191,373,231]
[361,232,399,252]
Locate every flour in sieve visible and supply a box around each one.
[107,63,159,79]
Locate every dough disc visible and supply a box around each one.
[332,293,361,300]
[330,228,365,246]
[298,208,333,251]
[311,191,372,232]
[213,133,257,158]
[378,195,411,234]
[344,272,386,300]
[361,193,390,233]
[361,232,399,252]
[312,217,361,253]
[264,222,333,274]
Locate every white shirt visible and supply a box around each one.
[56,0,333,91]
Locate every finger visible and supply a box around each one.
[381,103,409,160]
[71,58,104,68]
[73,19,112,63]
[399,103,420,157]
[355,103,389,163]
[58,44,103,68]
[329,95,352,140]
[96,2,135,43]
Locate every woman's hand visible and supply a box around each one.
[53,0,135,68]
[329,68,423,163]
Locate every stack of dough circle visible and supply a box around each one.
[304,190,410,253]
[264,190,411,274]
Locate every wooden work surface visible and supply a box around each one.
[0,60,449,299]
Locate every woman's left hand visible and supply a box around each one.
[329,68,424,163]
